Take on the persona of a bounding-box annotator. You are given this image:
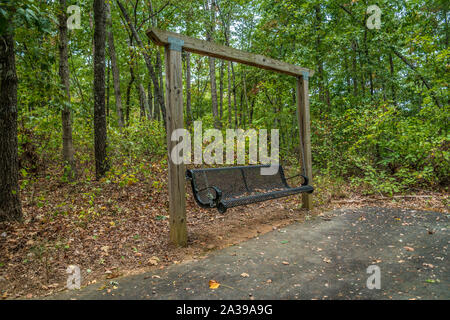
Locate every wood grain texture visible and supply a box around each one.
[296,76,313,210]
[164,47,187,247]
[148,28,314,78]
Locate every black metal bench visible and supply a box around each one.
[186,165,313,213]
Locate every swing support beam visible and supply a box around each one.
[147,28,314,247]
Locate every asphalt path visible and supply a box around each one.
[49,207,449,300]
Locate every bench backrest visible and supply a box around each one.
[186,165,289,204]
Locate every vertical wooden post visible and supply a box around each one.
[296,72,313,210]
[165,38,187,246]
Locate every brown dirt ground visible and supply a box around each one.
[0,162,448,299]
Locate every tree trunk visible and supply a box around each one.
[138,82,149,121]
[227,61,232,127]
[239,89,244,127]
[93,0,109,178]
[106,58,111,120]
[148,0,165,123]
[185,51,193,126]
[357,41,365,98]
[206,0,220,129]
[231,61,237,129]
[249,97,255,124]
[344,51,351,95]
[209,56,220,128]
[148,81,153,120]
[352,41,358,96]
[116,0,166,128]
[106,2,124,128]
[222,17,233,128]
[0,31,22,222]
[242,70,250,129]
[315,5,325,103]
[364,25,374,98]
[126,63,134,125]
[153,81,160,120]
[155,48,166,123]
[219,60,224,119]
[59,0,76,180]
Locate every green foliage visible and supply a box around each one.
[312,103,449,193]
[9,0,449,199]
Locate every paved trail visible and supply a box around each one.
[51,207,448,300]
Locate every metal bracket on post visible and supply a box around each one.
[301,71,309,82]
[167,36,184,52]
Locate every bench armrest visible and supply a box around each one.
[285,173,309,186]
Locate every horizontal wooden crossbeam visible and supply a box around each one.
[147,28,314,78]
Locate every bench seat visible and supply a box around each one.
[186,165,313,213]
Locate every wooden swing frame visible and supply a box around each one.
[147,28,314,247]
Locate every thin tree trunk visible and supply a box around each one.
[227,61,232,127]
[364,25,374,98]
[0,31,22,221]
[219,60,224,119]
[93,0,109,178]
[231,62,237,128]
[352,41,358,96]
[155,47,166,122]
[148,81,153,120]
[249,98,255,124]
[138,82,149,121]
[379,55,387,102]
[106,58,111,120]
[126,63,135,125]
[116,0,166,128]
[148,0,166,126]
[206,0,220,129]
[344,51,351,94]
[59,0,76,180]
[153,81,160,120]
[209,56,219,128]
[315,5,324,103]
[242,69,249,129]
[106,2,124,128]
[358,42,365,98]
[239,89,244,128]
[185,51,193,126]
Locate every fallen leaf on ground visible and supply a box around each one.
[101,246,109,252]
[373,259,382,263]
[148,256,160,266]
[209,280,220,289]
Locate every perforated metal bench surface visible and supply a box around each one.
[186,165,313,213]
